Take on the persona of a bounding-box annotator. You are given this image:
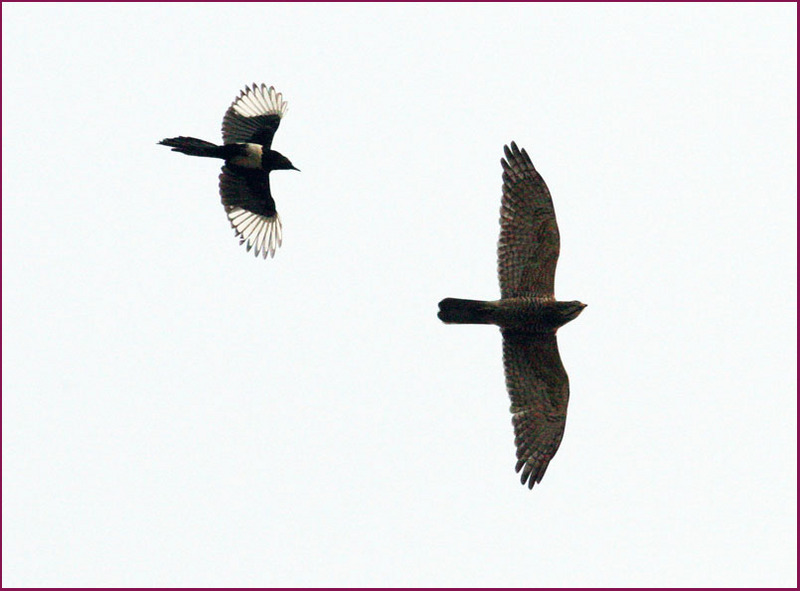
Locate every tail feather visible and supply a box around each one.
[438,298,494,324]
[159,136,222,158]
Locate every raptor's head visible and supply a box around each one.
[555,301,587,326]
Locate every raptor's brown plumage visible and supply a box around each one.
[438,142,585,489]
[499,143,560,299]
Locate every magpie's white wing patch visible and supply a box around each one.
[232,83,287,118]
[222,83,288,147]
[225,206,283,259]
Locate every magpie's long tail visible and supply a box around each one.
[437,298,495,324]
[158,136,224,158]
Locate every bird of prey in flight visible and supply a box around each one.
[159,83,299,259]
[438,142,586,489]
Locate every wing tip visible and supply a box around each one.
[224,206,283,260]
[515,458,548,489]
[230,82,288,119]
[503,141,533,163]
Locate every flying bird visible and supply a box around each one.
[438,142,586,489]
[159,83,298,259]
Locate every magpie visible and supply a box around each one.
[159,83,298,259]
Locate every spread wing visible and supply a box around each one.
[498,142,560,299]
[219,165,282,258]
[221,83,287,147]
[501,329,569,488]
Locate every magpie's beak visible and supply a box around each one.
[291,165,300,172]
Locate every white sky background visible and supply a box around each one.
[2,2,796,587]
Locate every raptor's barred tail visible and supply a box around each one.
[437,298,494,324]
[158,136,223,158]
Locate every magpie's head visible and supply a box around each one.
[266,150,300,172]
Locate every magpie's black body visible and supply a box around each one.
[159,83,298,259]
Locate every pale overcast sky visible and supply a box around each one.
[2,2,796,587]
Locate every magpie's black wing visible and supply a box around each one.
[219,164,282,258]
[221,83,288,148]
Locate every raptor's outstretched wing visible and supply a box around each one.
[221,83,287,147]
[498,142,560,299]
[501,329,569,488]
